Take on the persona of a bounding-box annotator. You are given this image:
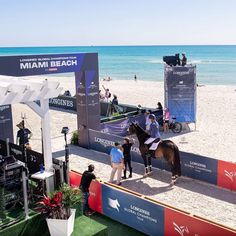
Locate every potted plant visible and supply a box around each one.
[37,184,82,236]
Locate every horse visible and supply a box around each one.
[128,123,181,184]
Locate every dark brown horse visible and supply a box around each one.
[128,123,181,183]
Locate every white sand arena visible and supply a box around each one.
[9,76,236,230]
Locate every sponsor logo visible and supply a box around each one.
[0,105,10,112]
[94,137,114,148]
[77,92,86,96]
[131,146,141,155]
[20,56,77,70]
[49,98,74,108]
[108,198,120,212]
[101,128,109,133]
[173,71,190,76]
[88,92,98,96]
[224,170,236,182]
[173,222,189,236]
[185,161,212,173]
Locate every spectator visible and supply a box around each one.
[156,102,163,126]
[181,53,187,66]
[163,108,170,133]
[102,85,111,102]
[112,95,118,105]
[63,90,71,97]
[109,142,124,186]
[145,110,152,133]
[16,121,32,149]
[99,90,105,100]
[157,102,163,110]
[79,164,96,216]
[111,94,119,114]
[121,138,133,179]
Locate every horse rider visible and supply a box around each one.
[144,114,161,156]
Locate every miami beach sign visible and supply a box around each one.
[0,53,88,76]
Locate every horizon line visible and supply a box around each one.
[1,44,236,48]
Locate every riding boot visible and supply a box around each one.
[128,168,132,178]
[122,169,127,179]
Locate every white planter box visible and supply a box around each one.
[46,209,76,236]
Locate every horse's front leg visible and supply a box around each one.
[147,155,153,175]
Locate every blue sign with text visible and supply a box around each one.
[0,53,94,76]
[102,184,164,236]
[164,65,196,122]
[180,152,218,184]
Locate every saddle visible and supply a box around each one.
[147,138,162,151]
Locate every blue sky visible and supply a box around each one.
[1,0,236,46]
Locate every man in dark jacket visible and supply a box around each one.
[80,164,96,215]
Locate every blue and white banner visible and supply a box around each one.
[0,53,90,76]
[0,105,14,142]
[164,65,197,122]
[102,184,164,236]
[180,151,218,184]
[100,114,146,136]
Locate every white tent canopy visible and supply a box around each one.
[0,77,63,173]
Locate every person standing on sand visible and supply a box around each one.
[102,85,111,102]
[16,120,32,149]
[109,142,124,186]
[145,110,152,133]
[134,75,137,81]
[121,138,133,179]
[163,108,170,132]
[181,53,187,66]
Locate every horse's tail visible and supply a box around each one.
[173,144,181,176]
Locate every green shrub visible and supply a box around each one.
[71,130,79,145]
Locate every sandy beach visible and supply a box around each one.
[11,76,236,163]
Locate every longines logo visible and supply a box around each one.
[131,146,141,155]
[0,105,9,112]
[173,71,190,76]
[108,198,120,212]
[224,170,236,182]
[94,137,114,147]
[173,222,189,236]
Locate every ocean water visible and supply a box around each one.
[0,45,236,85]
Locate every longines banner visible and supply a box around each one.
[0,53,88,76]
[164,65,197,122]
[102,184,164,236]
[49,96,76,111]
[217,160,236,191]
[179,151,218,185]
[100,114,146,137]
[164,208,235,236]
[0,105,14,142]
[0,53,100,149]
[69,170,236,235]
